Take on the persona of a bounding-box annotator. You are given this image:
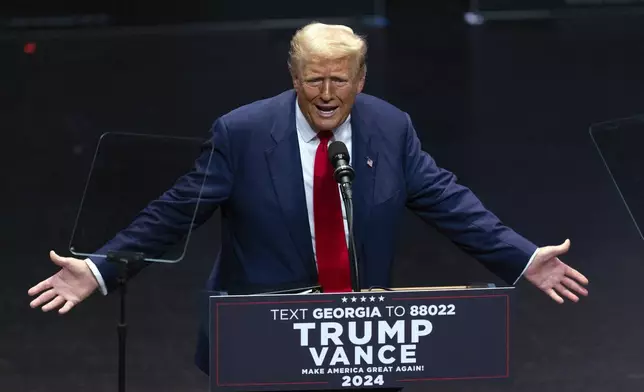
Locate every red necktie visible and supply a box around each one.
[313,131,352,293]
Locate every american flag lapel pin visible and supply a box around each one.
[366,157,373,168]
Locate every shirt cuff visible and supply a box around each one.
[513,248,539,285]
[84,258,108,296]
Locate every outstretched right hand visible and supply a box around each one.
[28,250,99,314]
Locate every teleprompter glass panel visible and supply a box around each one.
[69,132,213,263]
[590,115,644,240]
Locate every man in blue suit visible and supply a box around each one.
[29,22,589,375]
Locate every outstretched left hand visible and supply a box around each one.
[524,239,589,304]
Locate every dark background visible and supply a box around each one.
[2,1,644,391]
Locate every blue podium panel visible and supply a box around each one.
[210,287,514,391]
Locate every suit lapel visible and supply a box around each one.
[350,101,378,267]
[265,92,317,280]
[263,92,378,284]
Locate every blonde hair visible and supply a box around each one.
[288,22,367,78]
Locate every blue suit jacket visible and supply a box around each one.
[93,89,537,373]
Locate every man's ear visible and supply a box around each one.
[356,69,366,94]
[289,63,300,90]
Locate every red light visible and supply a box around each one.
[24,42,36,54]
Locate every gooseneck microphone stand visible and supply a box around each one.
[339,184,360,292]
[328,141,360,292]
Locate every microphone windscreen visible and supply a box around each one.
[328,141,350,164]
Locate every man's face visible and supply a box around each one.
[292,57,365,132]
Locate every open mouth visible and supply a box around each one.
[315,105,338,118]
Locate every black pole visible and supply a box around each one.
[117,263,127,392]
[107,251,145,392]
[340,183,360,292]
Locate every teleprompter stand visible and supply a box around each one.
[208,285,514,392]
[107,250,147,392]
[66,132,210,392]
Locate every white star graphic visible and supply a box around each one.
[360,296,367,302]
[341,297,348,303]
[351,297,357,303]
[369,296,376,302]
[379,296,385,302]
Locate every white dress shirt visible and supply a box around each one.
[294,100,351,259]
[86,100,535,295]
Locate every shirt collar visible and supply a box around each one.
[295,99,351,143]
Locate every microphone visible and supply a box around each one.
[327,141,360,292]
[328,141,355,200]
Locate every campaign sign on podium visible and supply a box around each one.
[209,287,513,391]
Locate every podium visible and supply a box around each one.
[208,286,514,391]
